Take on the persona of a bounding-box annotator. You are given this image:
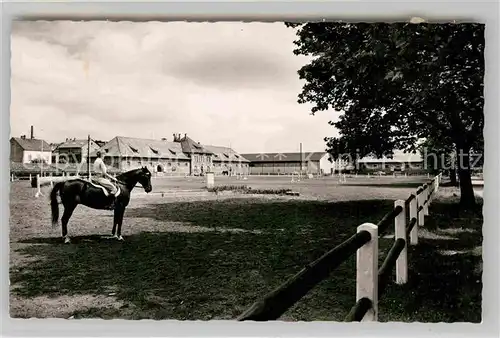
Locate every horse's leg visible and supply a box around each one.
[111,207,119,238]
[61,203,76,244]
[116,206,125,241]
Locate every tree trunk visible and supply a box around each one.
[456,147,476,209]
[449,168,458,185]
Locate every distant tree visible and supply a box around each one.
[94,140,107,147]
[286,22,484,208]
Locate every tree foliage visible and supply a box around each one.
[286,22,484,206]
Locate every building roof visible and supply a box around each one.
[56,138,96,149]
[204,145,250,162]
[176,135,214,155]
[240,152,328,163]
[11,137,51,152]
[50,143,62,151]
[90,136,190,160]
[358,151,423,163]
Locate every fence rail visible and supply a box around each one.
[237,230,371,321]
[238,172,443,322]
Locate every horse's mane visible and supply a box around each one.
[115,168,142,182]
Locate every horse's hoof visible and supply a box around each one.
[117,235,124,241]
[64,237,71,244]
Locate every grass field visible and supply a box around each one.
[9,176,483,322]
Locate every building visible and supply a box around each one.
[88,134,250,176]
[53,138,101,164]
[10,135,52,164]
[240,152,334,176]
[357,151,424,173]
[204,145,250,176]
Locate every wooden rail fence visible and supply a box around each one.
[238,173,443,322]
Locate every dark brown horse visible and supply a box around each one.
[50,167,153,243]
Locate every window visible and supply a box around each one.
[149,146,159,155]
[129,145,139,153]
[168,148,176,155]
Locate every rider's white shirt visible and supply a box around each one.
[93,158,107,176]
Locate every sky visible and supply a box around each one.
[10,21,340,154]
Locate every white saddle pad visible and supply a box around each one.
[88,180,121,197]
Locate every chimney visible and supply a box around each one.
[21,135,26,140]
[184,133,187,140]
[30,126,34,139]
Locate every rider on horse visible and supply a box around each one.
[93,151,119,208]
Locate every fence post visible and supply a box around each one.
[409,196,418,246]
[423,183,429,216]
[417,186,425,227]
[428,178,436,205]
[394,200,408,284]
[356,223,378,321]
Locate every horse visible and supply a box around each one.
[50,167,153,243]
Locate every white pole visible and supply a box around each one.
[356,222,378,321]
[423,184,429,216]
[35,174,42,198]
[394,200,408,284]
[206,172,215,189]
[409,196,418,245]
[417,186,425,227]
[428,180,435,205]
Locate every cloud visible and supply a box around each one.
[10,20,338,152]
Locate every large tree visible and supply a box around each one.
[286,22,484,207]
[418,137,458,185]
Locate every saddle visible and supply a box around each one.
[87,179,121,197]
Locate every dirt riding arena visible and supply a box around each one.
[10,174,464,320]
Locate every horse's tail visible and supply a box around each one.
[50,181,64,227]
